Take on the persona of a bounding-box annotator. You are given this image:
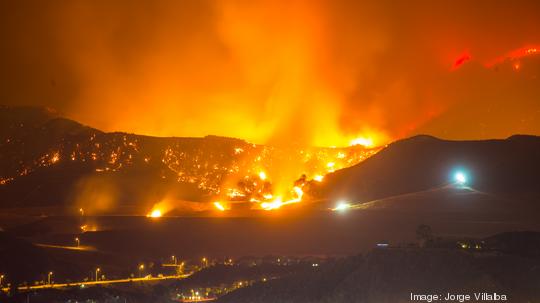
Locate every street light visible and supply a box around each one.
[171,255,177,265]
[0,274,4,287]
[47,272,53,285]
[138,264,144,278]
[79,208,84,216]
[95,268,100,281]
[178,262,185,275]
[75,237,80,247]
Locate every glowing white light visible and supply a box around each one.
[454,172,467,185]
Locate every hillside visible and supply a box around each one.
[312,135,540,206]
[0,106,375,214]
[217,232,540,303]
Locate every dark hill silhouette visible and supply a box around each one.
[0,231,52,285]
[217,232,540,303]
[311,135,540,207]
[484,231,540,257]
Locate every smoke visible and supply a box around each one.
[1,0,540,145]
[71,175,119,215]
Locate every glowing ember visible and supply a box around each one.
[313,175,324,182]
[234,147,244,154]
[485,45,540,67]
[50,152,60,164]
[451,52,471,70]
[258,171,267,181]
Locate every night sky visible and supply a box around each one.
[1,0,540,146]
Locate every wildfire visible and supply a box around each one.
[260,186,303,211]
[80,224,98,232]
[147,209,163,218]
[211,141,381,212]
[485,45,540,67]
[350,137,374,148]
[1,121,382,216]
[50,152,60,164]
[214,201,227,211]
[313,175,324,182]
[261,197,283,210]
[234,147,244,154]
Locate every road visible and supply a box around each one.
[35,243,97,251]
[1,273,191,293]
[180,298,217,302]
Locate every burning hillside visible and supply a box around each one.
[0,106,380,215]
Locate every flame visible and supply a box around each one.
[261,197,282,210]
[147,209,162,218]
[80,224,98,232]
[213,141,381,212]
[50,152,60,164]
[213,201,227,211]
[350,137,374,148]
[293,186,303,199]
[485,45,540,67]
[260,186,303,211]
[313,175,324,182]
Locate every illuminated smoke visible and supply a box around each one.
[71,175,119,215]
[3,1,540,145]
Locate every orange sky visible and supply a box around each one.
[1,0,540,146]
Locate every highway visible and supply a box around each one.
[1,273,191,293]
[34,243,97,251]
[180,298,217,302]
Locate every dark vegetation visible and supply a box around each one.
[218,231,540,303]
